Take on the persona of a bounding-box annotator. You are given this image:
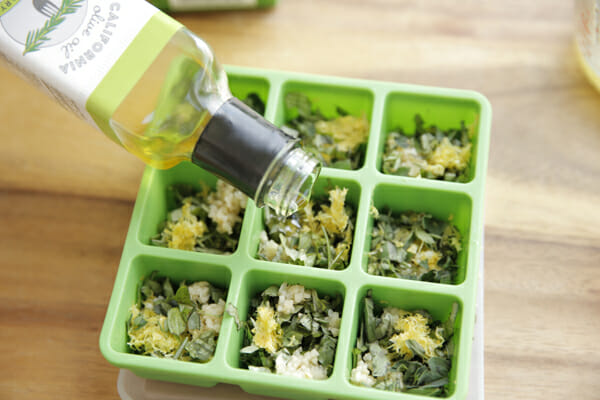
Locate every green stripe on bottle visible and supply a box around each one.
[86,11,182,145]
[0,0,19,17]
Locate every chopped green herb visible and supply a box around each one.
[368,208,462,283]
[241,92,266,116]
[258,187,355,270]
[350,292,457,396]
[167,308,186,336]
[239,283,343,379]
[283,92,369,170]
[151,180,247,254]
[127,273,227,362]
[382,114,472,182]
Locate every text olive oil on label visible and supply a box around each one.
[0,0,158,132]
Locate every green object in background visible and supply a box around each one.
[148,0,277,12]
[99,65,491,400]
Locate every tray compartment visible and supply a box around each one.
[100,254,233,387]
[249,174,362,271]
[377,91,483,183]
[136,162,253,256]
[273,79,375,171]
[344,283,464,399]
[224,268,347,371]
[364,183,473,285]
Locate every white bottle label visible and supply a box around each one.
[0,0,158,126]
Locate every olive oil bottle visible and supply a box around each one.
[0,0,319,216]
[147,0,277,12]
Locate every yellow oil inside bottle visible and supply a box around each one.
[109,31,222,169]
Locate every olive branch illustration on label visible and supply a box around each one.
[23,0,84,55]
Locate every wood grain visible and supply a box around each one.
[1,1,599,399]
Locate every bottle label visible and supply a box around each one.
[0,0,162,137]
[166,0,257,11]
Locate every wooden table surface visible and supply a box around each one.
[1,1,599,399]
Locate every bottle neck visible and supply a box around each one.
[255,145,321,216]
[191,97,320,216]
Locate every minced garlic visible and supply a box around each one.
[207,180,247,235]
[274,348,328,380]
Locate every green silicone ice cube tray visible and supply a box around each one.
[99,65,491,400]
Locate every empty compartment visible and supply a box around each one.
[378,91,482,183]
[251,175,362,270]
[348,284,463,398]
[365,184,472,284]
[274,80,375,170]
